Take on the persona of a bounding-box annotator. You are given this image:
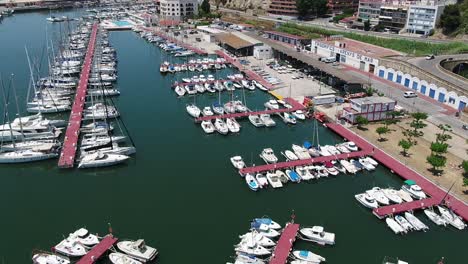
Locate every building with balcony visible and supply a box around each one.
[159,0,198,21]
[406,3,443,35]
[357,0,384,25]
[379,5,408,32]
[268,0,298,18]
[328,0,360,13]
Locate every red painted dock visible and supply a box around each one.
[76,235,118,264]
[325,123,468,221]
[269,223,300,264]
[58,23,98,168]
[215,50,274,90]
[142,27,207,55]
[195,98,305,122]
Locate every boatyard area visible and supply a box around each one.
[0,2,467,264]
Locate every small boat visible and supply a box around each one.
[249,115,264,127]
[315,166,328,177]
[394,215,413,233]
[424,209,447,226]
[202,107,214,116]
[54,238,86,257]
[116,240,158,262]
[232,253,266,264]
[264,100,279,110]
[186,104,201,118]
[78,152,129,168]
[401,180,426,199]
[245,174,259,191]
[109,252,142,264]
[292,144,311,160]
[239,231,276,247]
[340,160,357,174]
[396,189,414,202]
[214,118,229,135]
[363,156,378,166]
[69,228,99,246]
[276,170,289,183]
[252,218,281,230]
[260,148,278,164]
[355,193,379,209]
[266,171,283,188]
[437,206,466,230]
[351,159,364,171]
[358,158,375,170]
[226,118,241,133]
[301,166,315,180]
[336,144,350,153]
[344,141,358,151]
[255,174,268,188]
[283,113,297,124]
[252,223,280,238]
[382,188,403,204]
[230,156,245,169]
[252,80,268,91]
[32,253,70,264]
[299,226,335,245]
[285,169,301,183]
[235,242,271,256]
[386,217,405,234]
[404,212,429,231]
[368,187,390,205]
[283,150,298,161]
[323,162,339,176]
[259,114,276,127]
[292,250,326,263]
[212,102,224,115]
[332,160,346,174]
[201,120,215,134]
[293,110,306,120]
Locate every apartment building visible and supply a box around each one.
[268,0,298,18]
[159,0,198,21]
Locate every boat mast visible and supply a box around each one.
[11,75,25,142]
[0,75,16,148]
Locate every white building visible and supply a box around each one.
[159,0,198,21]
[406,3,444,35]
[253,45,272,60]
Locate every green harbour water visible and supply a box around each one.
[0,10,466,264]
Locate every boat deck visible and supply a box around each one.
[76,235,118,264]
[215,50,274,90]
[195,98,305,122]
[58,23,98,168]
[142,27,207,55]
[269,222,300,264]
[325,123,468,221]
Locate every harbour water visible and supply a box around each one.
[0,10,466,264]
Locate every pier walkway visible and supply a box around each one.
[325,123,468,221]
[142,27,207,55]
[269,223,300,264]
[215,50,274,90]
[76,235,118,264]
[58,23,98,168]
[195,98,305,122]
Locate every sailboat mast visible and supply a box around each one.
[11,75,25,141]
[0,75,16,147]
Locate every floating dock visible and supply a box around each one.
[325,123,468,221]
[195,98,305,122]
[76,235,118,264]
[58,23,98,168]
[269,222,300,264]
[142,27,207,55]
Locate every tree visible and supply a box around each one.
[439,4,461,34]
[355,116,369,130]
[364,19,371,31]
[296,0,328,19]
[376,126,389,141]
[200,0,211,15]
[409,112,428,137]
[430,142,449,154]
[462,160,468,178]
[427,154,447,172]
[296,0,310,18]
[436,124,452,143]
[398,139,412,156]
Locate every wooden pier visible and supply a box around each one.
[58,23,98,168]
[269,223,300,264]
[76,235,118,264]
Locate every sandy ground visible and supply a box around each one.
[351,120,468,203]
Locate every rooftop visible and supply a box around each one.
[316,37,402,58]
[351,96,396,104]
[197,25,225,34]
[215,33,259,50]
[265,30,308,40]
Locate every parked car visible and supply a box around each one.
[403,91,417,98]
[425,54,435,60]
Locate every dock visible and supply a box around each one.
[325,122,468,221]
[195,97,305,122]
[269,222,300,264]
[215,50,274,90]
[58,23,98,168]
[142,27,207,55]
[76,235,118,264]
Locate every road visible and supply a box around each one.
[218,8,455,44]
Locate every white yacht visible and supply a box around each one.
[368,187,390,205]
[255,174,269,188]
[0,149,58,163]
[264,100,279,110]
[214,118,229,135]
[394,215,413,233]
[292,250,326,263]
[266,171,283,188]
[382,188,403,204]
[226,118,241,133]
[423,209,447,226]
[396,189,414,202]
[32,253,70,264]
[78,152,129,168]
[283,150,299,161]
[299,226,335,245]
[201,120,215,134]
[404,212,429,231]
[355,193,379,209]
[248,115,264,127]
[401,182,426,199]
[235,242,271,256]
[230,156,246,169]
[344,141,358,151]
[358,158,375,170]
[116,240,158,262]
[54,238,87,257]
[260,148,278,164]
[437,206,466,230]
[186,104,201,118]
[293,110,306,120]
[385,217,405,234]
[69,228,99,246]
[109,252,142,264]
[291,144,311,160]
[202,107,214,116]
[259,114,276,127]
[340,160,358,174]
[239,232,276,247]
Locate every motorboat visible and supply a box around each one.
[264,100,279,110]
[174,85,186,96]
[212,102,224,115]
[186,104,201,118]
[231,254,265,264]
[251,218,281,230]
[358,158,375,170]
[79,144,136,158]
[331,160,346,174]
[32,253,70,264]
[293,110,306,120]
[239,231,276,247]
[195,84,205,93]
[382,188,403,204]
[259,114,276,127]
[302,166,316,180]
[260,148,278,164]
[397,189,414,202]
[368,187,390,205]
[315,166,329,177]
[80,135,126,148]
[252,223,280,238]
[283,113,297,124]
[336,144,350,153]
[214,118,229,135]
[437,206,466,230]
[255,174,268,188]
[292,144,311,160]
[0,149,58,163]
[78,152,129,168]
[394,215,413,233]
[292,250,326,263]
[69,228,99,246]
[202,107,214,116]
[299,226,335,245]
[109,252,142,264]
[248,115,264,127]
[116,240,158,262]
[54,238,87,257]
[224,101,236,114]
[266,171,283,188]
[230,156,245,169]
[323,162,339,176]
[226,118,241,133]
[363,156,378,166]
[340,160,358,174]
[285,169,301,183]
[235,242,271,256]
[344,141,358,151]
[283,150,299,161]
[355,193,379,209]
[424,209,447,226]
[351,159,364,171]
[401,181,426,199]
[245,174,259,191]
[252,80,268,91]
[201,120,215,134]
[404,212,429,231]
[385,217,405,234]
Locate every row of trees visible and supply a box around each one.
[439,0,468,35]
[296,0,328,19]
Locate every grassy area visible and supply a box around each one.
[277,23,468,56]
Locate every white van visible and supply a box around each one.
[320,57,336,63]
[403,91,417,98]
